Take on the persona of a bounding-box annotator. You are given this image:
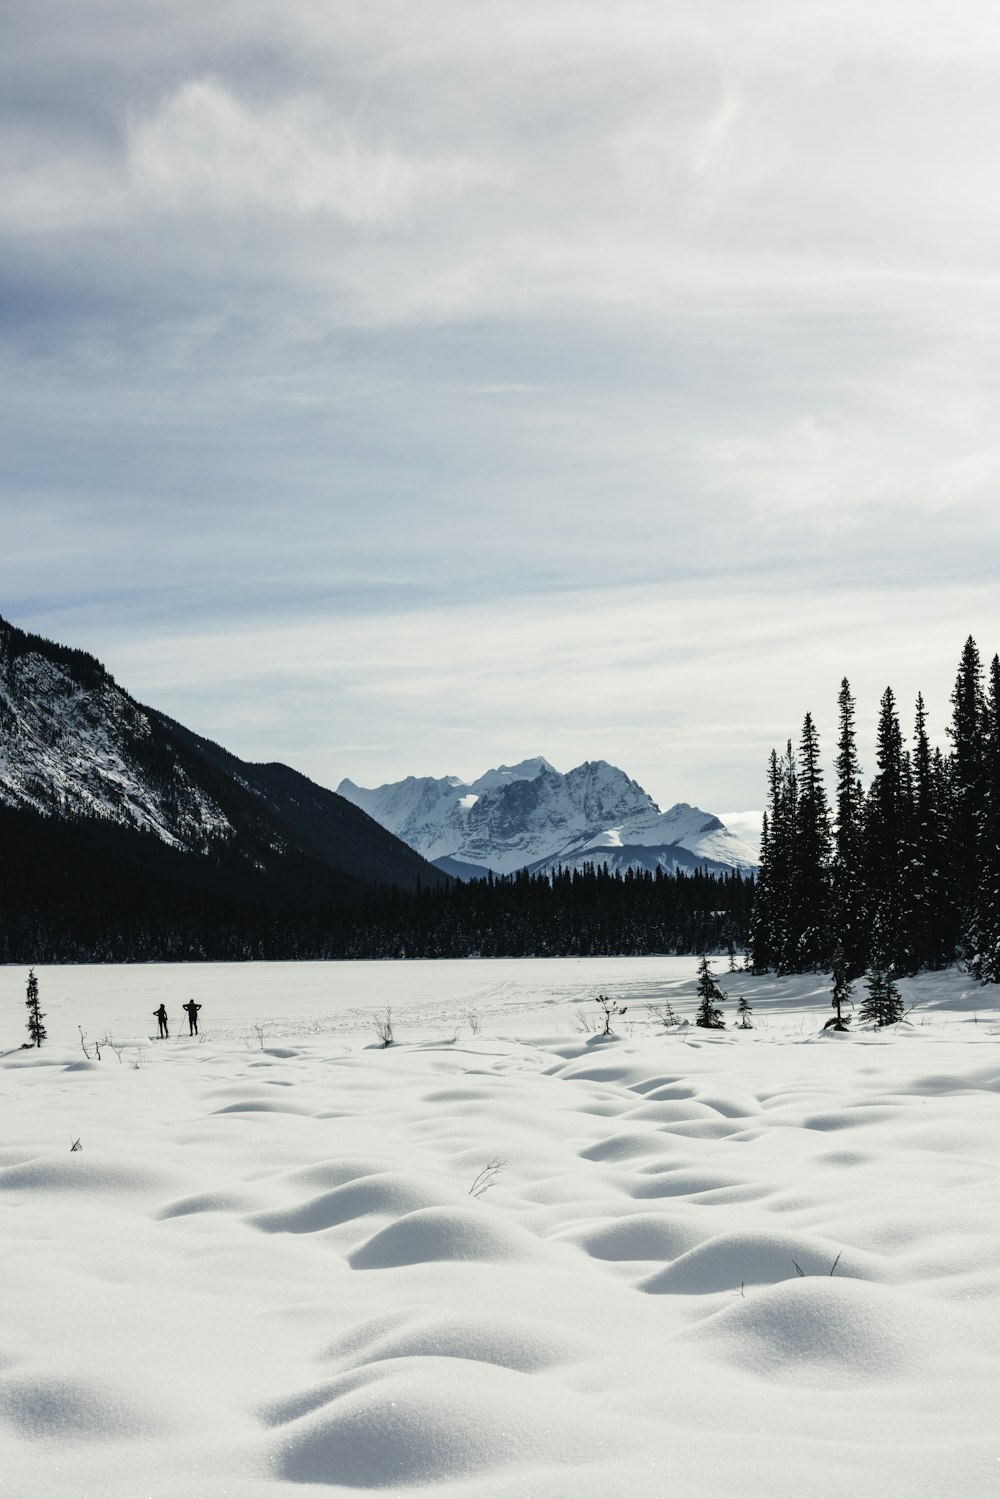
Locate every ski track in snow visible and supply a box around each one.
[1,957,999,1498]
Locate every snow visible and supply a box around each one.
[337,760,759,875]
[0,649,231,848]
[2,957,999,1498]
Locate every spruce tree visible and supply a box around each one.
[969,655,1000,981]
[751,748,794,973]
[905,694,956,970]
[864,687,906,970]
[826,941,853,1030]
[831,679,867,976]
[736,994,753,1029]
[859,955,904,1027]
[756,741,799,972]
[948,636,987,936]
[788,711,833,970]
[25,968,46,1047]
[695,954,726,1028]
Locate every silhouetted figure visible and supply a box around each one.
[154,1004,169,1039]
[182,1000,201,1036]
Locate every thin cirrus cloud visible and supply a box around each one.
[2,0,1000,815]
[128,79,500,225]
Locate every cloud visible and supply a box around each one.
[128,79,498,225]
[4,1,1000,807]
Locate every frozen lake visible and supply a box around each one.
[3,955,995,1051]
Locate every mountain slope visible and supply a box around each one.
[0,613,440,894]
[338,759,759,878]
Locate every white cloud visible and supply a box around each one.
[129,79,498,225]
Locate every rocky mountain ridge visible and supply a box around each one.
[338,757,758,878]
[0,614,439,893]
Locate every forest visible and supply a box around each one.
[0,799,753,963]
[752,635,1000,985]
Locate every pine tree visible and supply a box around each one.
[831,678,867,976]
[750,749,791,973]
[859,959,904,1027]
[825,941,853,1030]
[736,994,753,1029]
[969,655,1000,981]
[864,687,906,970]
[904,694,956,970]
[25,968,46,1047]
[788,711,833,970]
[695,954,727,1028]
[752,741,798,972]
[948,635,987,938]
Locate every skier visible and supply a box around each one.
[154,1004,169,1039]
[182,999,201,1036]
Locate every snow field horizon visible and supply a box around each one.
[2,957,999,1497]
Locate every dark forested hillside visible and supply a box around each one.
[0,801,752,963]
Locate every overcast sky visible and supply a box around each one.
[4,1,1000,816]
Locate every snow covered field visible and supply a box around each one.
[2,957,999,1498]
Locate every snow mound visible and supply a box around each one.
[626,1167,757,1199]
[0,1372,167,1441]
[272,1358,615,1487]
[0,1156,183,1197]
[251,1174,458,1235]
[212,1098,314,1115]
[156,1188,263,1219]
[348,1206,545,1268]
[279,1155,397,1190]
[578,1131,677,1163]
[641,1229,888,1294]
[620,1098,722,1123]
[683,1277,951,1382]
[335,1311,592,1373]
[561,1212,706,1261]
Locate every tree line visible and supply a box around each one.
[0,799,753,963]
[751,635,1000,984]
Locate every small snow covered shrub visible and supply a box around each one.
[372,1007,395,1047]
[594,994,626,1035]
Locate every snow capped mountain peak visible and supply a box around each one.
[469,757,556,793]
[338,757,759,878]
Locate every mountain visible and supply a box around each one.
[337,759,759,878]
[0,613,441,896]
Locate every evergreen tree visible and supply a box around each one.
[825,941,853,1030]
[859,962,904,1027]
[25,968,46,1047]
[695,954,727,1028]
[788,711,833,970]
[904,694,956,970]
[969,655,1000,981]
[749,789,777,973]
[751,741,798,972]
[864,687,906,970]
[736,994,753,1029]
[948,635,987,936]
[831,678,867,976]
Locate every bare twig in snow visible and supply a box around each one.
[468,1157,507,1198]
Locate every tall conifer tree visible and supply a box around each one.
[831,678,867,976]
[865,687,906,970]
[788,712,832,969]
[970,655,1000,981]
[948,635,987,935]
[904,694,955,969]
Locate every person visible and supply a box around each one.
[182,999,202,1037]
[154,1004,169,1039]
